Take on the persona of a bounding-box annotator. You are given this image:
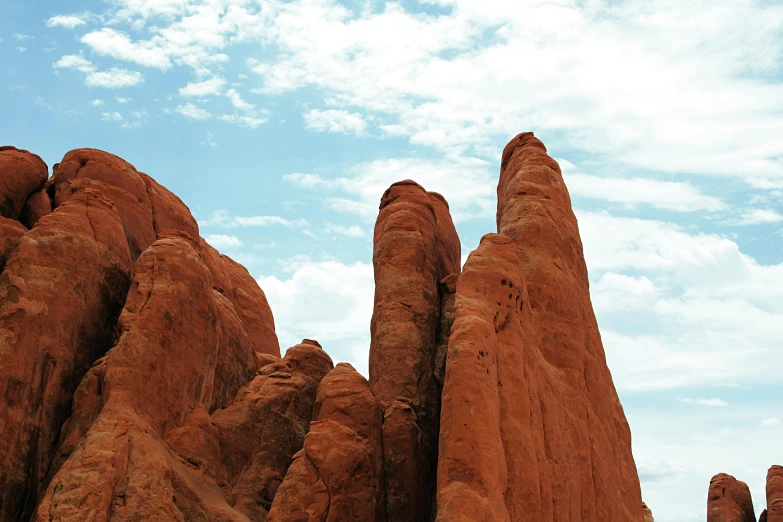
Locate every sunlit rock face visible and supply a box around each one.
[0,136,650,521]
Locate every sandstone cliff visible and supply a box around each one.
[0,134,650,521]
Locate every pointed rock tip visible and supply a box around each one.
[501,131,548,171]
[301,338,322,348]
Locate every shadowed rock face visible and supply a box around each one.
[0,187,133,520]
[2,137,655,522]
[707,473,756,522]
[0,146,48,220]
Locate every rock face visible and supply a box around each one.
[707,473,756,522]
[436,132,643,521]
[369,180,461,522]
[268,363,384,521]
[0,148,281,522]
[2,135,652,521]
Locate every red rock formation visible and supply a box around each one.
[268,363,384,521]
[35,231,306,521]
[0,136,658,522]
[212,340,333,519]
[486,131,642,520]
[707,473,756,522]
[0,146,48,220]
[0,186,133,520]
[0,147,282,522]
[761,509,769,522]
[767,466,783,522]
[50,149,157,260]
[370,179,460,521]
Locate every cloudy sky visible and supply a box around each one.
[3,0,783,519]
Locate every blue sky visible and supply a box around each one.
[2,0,783,519]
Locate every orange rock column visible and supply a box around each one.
[370,180,454,521]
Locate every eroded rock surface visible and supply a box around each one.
[268,363,384,521]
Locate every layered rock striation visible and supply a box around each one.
[1,134,652,521]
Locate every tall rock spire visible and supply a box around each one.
[436,132,644,521]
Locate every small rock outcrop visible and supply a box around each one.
[707,473,756,522]
[268,363,384,521]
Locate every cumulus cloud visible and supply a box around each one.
[324,223,367,238]
[731,209,783,225]
[175,103,211,120]
[46,14,88,29]
[179,77,226,97]
[257,258,374,374]
[101,111,123,121]
[304,109,367,136]
[563,171,725,212]
[53,54,144,88]
[204,234,243,249]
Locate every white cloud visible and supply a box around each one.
[677,398,729,407]
[579,210,783,392]
[175,103,211,120]
[235,215,308,228]
[90,99,104,106]
[284,156,496,222]
[731,209,783,225]
[115,97,132,104]
[179,77,226,97]
[218,113,268,128]
[15,47,26,53]
[225,88,253,111]
[762,417,781,426]
[204,234,243,249]
[81,28,172,70]
[564,172,725,212]
[199,209,308,229]
[257,258,374,374]
[324,223,367,238]
[12,34,31,42]
[101,112,123,121]
[304,109,367,136]
[46,14,88,29]
[86,68,144,88]
[53,54,144,88]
